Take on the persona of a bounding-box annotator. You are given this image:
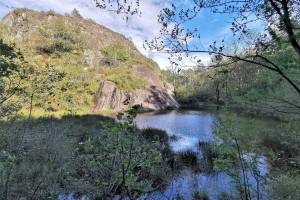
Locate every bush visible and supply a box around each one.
[101,43,131,64]
[36,41,73,54]
[36,18,77,55]
[141,128,169,143]
[73,123,167,199]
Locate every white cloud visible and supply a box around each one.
[151,52,212,70]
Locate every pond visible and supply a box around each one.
[135,110,217,153]
[134,109,270,200]
[59,109,275,200]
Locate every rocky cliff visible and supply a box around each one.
[93,65,179,112]
[0,8,179,113]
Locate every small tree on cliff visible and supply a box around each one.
[71,8,82,18]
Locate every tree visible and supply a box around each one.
[0,40,26,117]
[93,0,140,20]
[71,8,82,18]
[146,0,300,96]
[22,64,64,120]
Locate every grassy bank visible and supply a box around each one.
[0,114,174,199]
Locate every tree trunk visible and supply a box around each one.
[281,0,300,62]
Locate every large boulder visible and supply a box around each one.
[93,65,179,112]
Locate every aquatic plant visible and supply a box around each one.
[198,141,219,173]
[177,150,198,169]
[218,191,240,200]
[141,128,169,143]
[193,190,210,200]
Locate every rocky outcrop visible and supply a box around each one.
[1,9,179,113]
[93,65,179,112]
[93,80,179,112]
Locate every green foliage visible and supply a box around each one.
[260,121,300,169]
[270,174,300,200]
[71,8,82,18]
[101,66,147,91]
[0,9,160,116]
[198,142,221,172]
[74,123,165,198]
[0,40,26,117]
[0,116,77,199]
[22,64,65,112]
[36,41,74,54]
[0,114,171,199]
[0,151,16,199]
[108,73,146,91]
[165,33,300,118]
[212,110,300,200]
[101,43,131,64]
[0,9,172,199]
[36,19,79,55]
[212,111,267,199]
[141,128,169,143]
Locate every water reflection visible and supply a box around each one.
[135,110,216,152]
[135,109,269,200]
[60,110,269,200]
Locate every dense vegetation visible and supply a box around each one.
[163,30,300,118]
[0,111,173,199]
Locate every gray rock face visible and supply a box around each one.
[93,65,180,112]
[93,80,179,112]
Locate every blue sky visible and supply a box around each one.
[0,0,262,68]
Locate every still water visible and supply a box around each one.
[60,109,270,200]
[135,110,217,152]
[134,109,269,200]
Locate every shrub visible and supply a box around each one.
[73,123,167,199]
[141,128,174,168]
[101,43,131,64]
[36,18,78,55]
[141,128,169,143]
[36,41,73,54]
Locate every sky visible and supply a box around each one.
[0,0,263,69]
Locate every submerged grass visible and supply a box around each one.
[193,190,210,200]
[176,150,198,170]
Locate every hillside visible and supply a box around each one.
[0,8,178,116]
